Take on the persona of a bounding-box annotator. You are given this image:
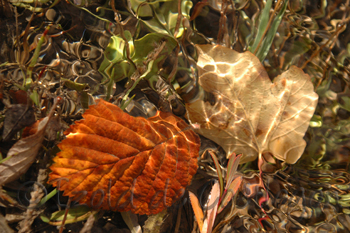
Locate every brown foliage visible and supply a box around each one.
[186,44,318,164]
[48,99,200,215]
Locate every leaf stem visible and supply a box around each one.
[25,26,50,89]
[173,0,183,38]
[59,197,71,233]
[301,22,345,69]
[38,189,57,206]
[208,150,224,197]
[253,0,282,55]
[110,0,136,70]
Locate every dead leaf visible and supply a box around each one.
[79,211,96,233]
[186,44,318,164]
[143,209,167,233]
[22,114,62,141]
[202,181,220,233]
[2,104,35,141]
[9,90,28,104]
[0,115,49,186]
[0,213,14,233]
[48,99,200,215]
[189,191,204,231]
[0,98,58,186]
[121,211,142,233]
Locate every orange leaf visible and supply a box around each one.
[48,99,200,215]
[189,191,204,231]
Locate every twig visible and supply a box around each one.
[15,7,20,63]
[110,0,136,70]
[59,197,72,233]
[253,0,283,55]
[173,0,183,38]
[19,0,38,65]
[18,183,45,233]
[120,41,167,106]
[167,45,180,84]
[79,212,96,233]
[314,1,349,88]
[300,22,346,70]
[174,206,182,233]
[301,0,349,70]
[217,0,229,47]
[229,0,238,48]
[168,0,185,84]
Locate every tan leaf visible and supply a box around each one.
[121,211,142,233]
[185,44,318,164]
[0,115,50,186]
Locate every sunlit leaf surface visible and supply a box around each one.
[49,99,200,215]
[186,44,318,164]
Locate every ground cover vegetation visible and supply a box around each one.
[0,0,350,232]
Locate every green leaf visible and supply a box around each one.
[132,33,177,65]
[99,32,177,101]
[80,91,90,109]
[306,137,326,165]
[317,77,337,100]
[143,209,167,233]
[38,189,57,206]
[98,31,135,83]
[61,78,87,91]
[255,0,289,61]
[98,31,135,99]
[0,62,8,67]
[40,205,96,225]
[340,96,350,112]
[249,0,273,53]
[129,0,154,17]
[309,114,323,128]
[280,38,311,69]
[29,90,40,106]
[26,26,50,88]
[131,0,192,38]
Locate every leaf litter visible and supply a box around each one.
[0,97,59,186]
[2,104,35,141]
[0,0,349,232]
